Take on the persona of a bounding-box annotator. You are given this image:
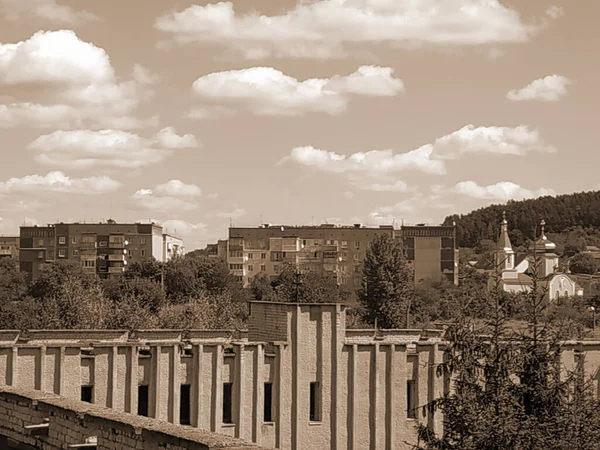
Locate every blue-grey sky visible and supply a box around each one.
[0,0,596,249]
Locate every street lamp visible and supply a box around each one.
[591,306,597,334]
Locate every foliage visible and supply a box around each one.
[359,234,415,328]
[569,253,600,275]
[444,190,600,248]
[415,260,600,450]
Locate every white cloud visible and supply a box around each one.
[0,30,153,129]
[154,127,200,149]
[155,180,202,197]
[430,124,555,159]
[29,128,198,170]
[132,180,202,212]
[281,145,444,175]
[0,0,97,24]
[0,171,121,195]
[186,105,238,120]
[454,181,555,201]
[155,1,558,59]
[132,64,160,86]
[191,65,403,115]
[506,75,571,102]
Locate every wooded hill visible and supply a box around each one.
[443,190,600,248]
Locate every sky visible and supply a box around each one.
[0,0,597,250]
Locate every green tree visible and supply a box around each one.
[268,263,348,303]
[569,253,599,275]
[359,234,414,328]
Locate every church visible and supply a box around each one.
[492,213,584,300]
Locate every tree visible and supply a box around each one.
[269,263,348,303]
[30,261,110,329]
[250,272,276,300]
[415,254,600,450]
[569,253,599,275]
[124,259,163,283]
[359,234,414,328]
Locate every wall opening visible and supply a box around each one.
[407,380,417,419]
[223,383,233,424]
[138,385,149,417]
[180,384,191,425]
[310,381,321,422]
[264,382,273,422]
[81,385,93,403]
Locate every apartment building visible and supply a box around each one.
[0,236,20,261]
[227,223,458,298]
[18,221,183,280]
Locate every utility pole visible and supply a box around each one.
[293,268,302,303]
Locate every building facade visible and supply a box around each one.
[18,221,183,280]
[0,301,446,450]
[0,236,19,261]
[2,301,600,450]
[227,224,459,298]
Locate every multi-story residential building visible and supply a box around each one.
[205,239,228,261]
[0,236,19,261]
[18,220,183,280]
[227,223,458,298]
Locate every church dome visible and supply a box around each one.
[529,220,556,252]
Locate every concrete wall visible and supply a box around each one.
[0,386,267,449]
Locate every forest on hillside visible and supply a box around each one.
[443,190,600,248]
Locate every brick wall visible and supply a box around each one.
[248,302,290,343]
[0,386,269,450]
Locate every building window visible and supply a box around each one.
[140,237,146,244]
[72,249,79,256]
[247,253,254,260]
[48,250,54,259]
[260,264,266,272]
[58,249,66,258]
[341,240,348,248]
[354,241,360,249]
[274,265,280,273]
[309,382,321,422]
[37,251,44,259]
[180,384,191,425]
[58,236,66,245]
[260,253,266,259]
[353,253,359,261]
[229,251,243,258]
[407,380,417,419]
[141,249,146,257]
[81,259,95,268]
[71,237,77,244]
[81,385,93,403]
[98,241,107,248]
[223,383,233,424]
[230,264,243,270]
[138,385,149,417]
[37,239,44,247]
[264,383,273,422]
[302,239,307,247]
[248,265,254,272]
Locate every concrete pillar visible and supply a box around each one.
[170,344,180,425]
[330,305,341,450]
[109,346,118,408]
[431,343,444,436]
[349,344,357,450]
[38,346,46,392]
[396,344,407,446]
[386,344,396,450]
[253,344,264,443]
[193,344,204,428]
[371,343,379,449]
[236,344,245,439]
[152,345,161,419]
[211,345,223,432]
[57,346,65,395]
[291,305,300,450]
[127,345,137,414]
[275,343,285,450]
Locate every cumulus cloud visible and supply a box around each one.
[29,128,199,170]
[191,65,403,115]
[454,181,555,201]
[186,105,237,120]
[0,0,97,24]
[154,180,202,197]
[154,127,200,149]
[155,1,559,59]
[0,30,154,129]
[506,75,572,102]
[132,180,202,212]
[0,171,121,195]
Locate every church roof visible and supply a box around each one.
[529,220,556,252]
[497,211,513,251]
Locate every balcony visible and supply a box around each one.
[108,241,125,249]
[0,249,12,256]
[108,266,124,274]
[79,241,97,249]
[108,254,125,261]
